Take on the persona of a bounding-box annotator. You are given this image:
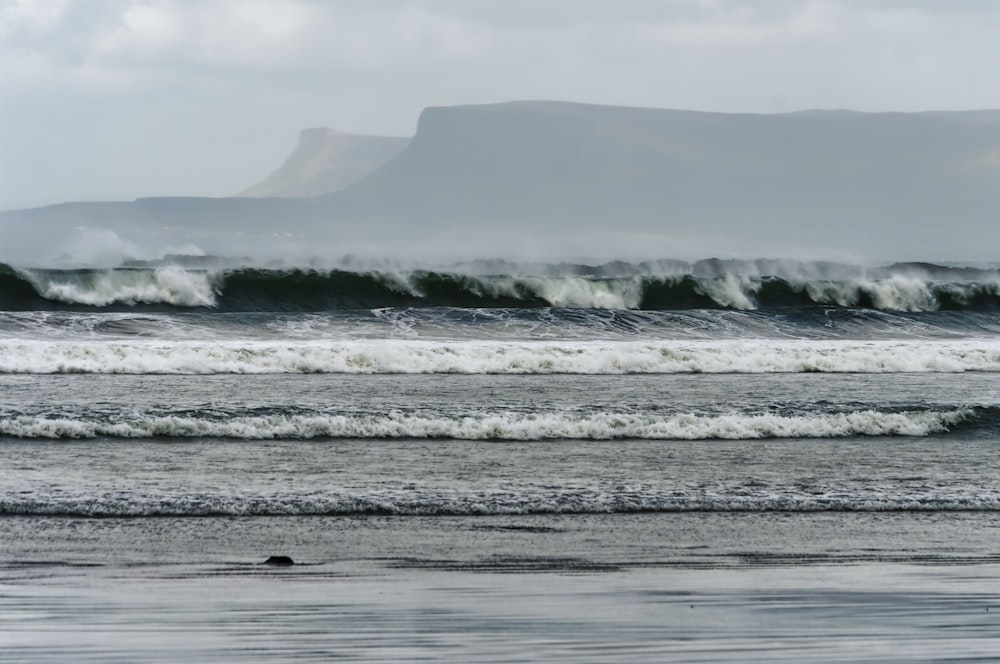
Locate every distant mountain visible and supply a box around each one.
[338,101,1000,222]
[317,100,1000,258]
[5,100,1000,263]
[238,128,409,198]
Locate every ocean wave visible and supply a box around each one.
[10,265,216,307]
[4,482,997,517]
[2,339,1000,374]
[3,260,1000,312]
[0,408,969,440]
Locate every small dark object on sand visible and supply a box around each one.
[262,555,294,566]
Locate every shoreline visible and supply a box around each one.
[4,511,1000,572]
[4,551,999,662]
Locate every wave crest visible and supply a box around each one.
[0,408,969,440]
[1,339,999,374]
[18,265,217,307]
[3,259,1000,312]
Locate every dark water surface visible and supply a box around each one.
[5,259,1000,660]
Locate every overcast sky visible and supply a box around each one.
[3,0,1000,210]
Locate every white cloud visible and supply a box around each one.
[3,0,1000,210]
[0,0,69,38]
[5,0,492,75]
[92,0,319,67]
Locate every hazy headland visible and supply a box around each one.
[4,100,1000,266]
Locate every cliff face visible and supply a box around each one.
[239,128,408,198]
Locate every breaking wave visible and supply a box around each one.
[3,339,1000,374]
[4,259,1000,312]
[8,459,1000,517]
[7,492,999,517]
[0,407,970,440]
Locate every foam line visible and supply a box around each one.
[1,339,999,374]
[0,408,969,439]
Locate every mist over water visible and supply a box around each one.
[10,102,1000,265]
[8,101,1000,662]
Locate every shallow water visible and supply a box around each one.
[4,513,1000,663]
[6,258,1000,660]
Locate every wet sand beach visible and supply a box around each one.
[4,512,1000,662]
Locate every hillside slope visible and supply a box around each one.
[239,128,408,198]
[5,101,1000,263]
[334,101,1000,227]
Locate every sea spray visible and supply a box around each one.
[3,260,1000,311]
[20,265,218,307]
[0,408,971,440]
[2,339,1000,374]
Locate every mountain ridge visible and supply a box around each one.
[238,128,408,198]
[4,100,1000,263]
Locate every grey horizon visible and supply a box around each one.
[4,100,1000,265]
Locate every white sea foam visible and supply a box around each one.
[521,276,643,309]
[430,272,1000,312]
[805,276,933,311]
[2,339,1000,374]
[11,262,1000,311]
[4,477,996,516]
[0,408,968,440]
[21,266,218,307]
[389,273,645,309]
[693,274,758,310]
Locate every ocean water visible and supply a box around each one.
[4,257,1000,662]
